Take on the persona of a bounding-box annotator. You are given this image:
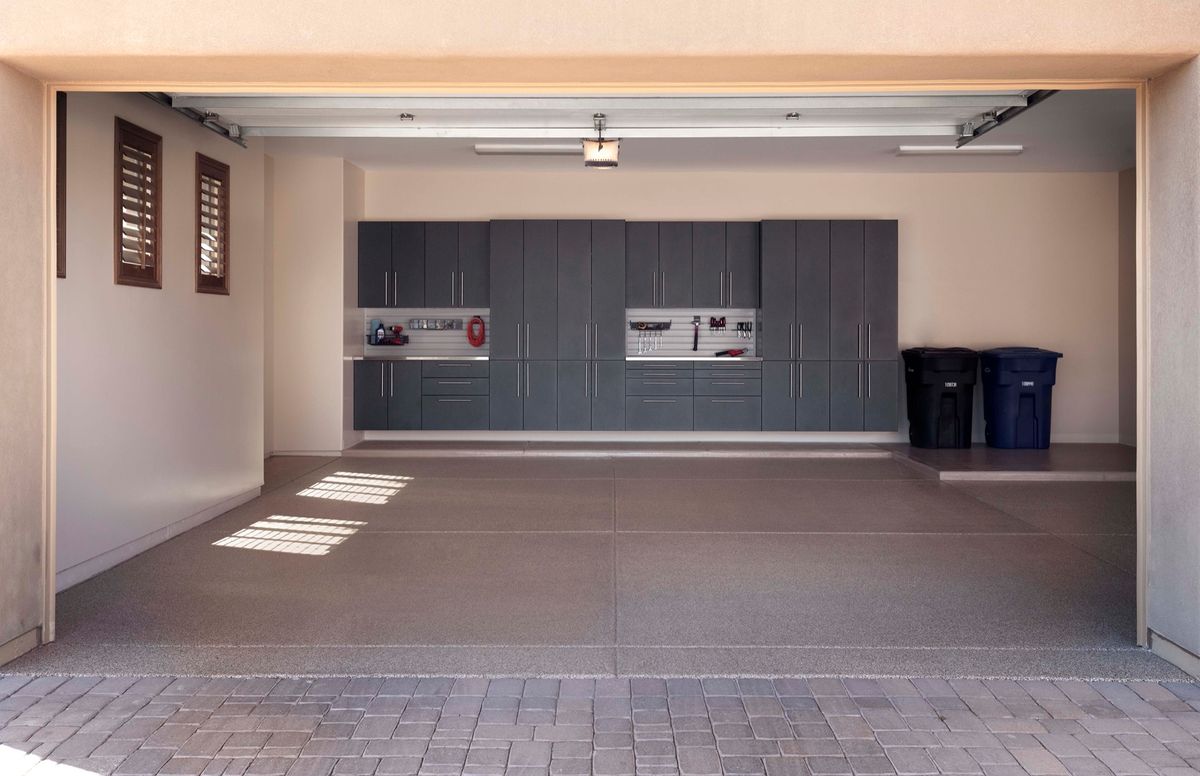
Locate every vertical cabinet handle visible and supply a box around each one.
[799,363,804,399]
[789,324,794,360]
[858,363,863,398]
[379,362,385,397]
[516,323,521,359]
[526,323,530,359]
[383,271,389,306]
[799,324,804,359]
[389,363,394,398]
[593,362,598,398]
[867,323,873,359]
[728,270,734,308]
[450,272,456,307]
[593,323,598,360]
[719,271,725,306]
[652,271,657,307]
[525,360,530,397]
[516,362,521,398]
[661,272,667,306]
[584,323,590,358]
[584,361,589,397]
[867,362,873,399]
[857,323,863,359]
[460,271,465,306]
[789,362,794,399]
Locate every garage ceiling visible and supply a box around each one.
[168,89,1135,172]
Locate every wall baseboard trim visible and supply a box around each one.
[270,449,344,457]
[359,431,908,445]
[1150,630,1200,679]
[55,486,262,593]
[0,627,41,668]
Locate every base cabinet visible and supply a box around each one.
[694,396,761,431]
[762,361,831,431]
[592,361,626,431]
[354,361,421,430]
[523,360,558,431]
[830,360,899,431]
[489,361,522,430]
[626,396,693,431]
[422,395,489,430]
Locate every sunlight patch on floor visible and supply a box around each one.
[0,744,98,774]
[212,515,367,556]
[295,471,412,504]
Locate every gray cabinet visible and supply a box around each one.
[625,221,658,308]
[627,397,692,431]
[592,360,625,430]
[864,360,899,431]
[694,397,761,431]
[692,221,760,309]
[830,220,866,361]
[691,222,726,308]
[796,221,831,360]
[489,220,523,360]
[864,220,898,360]
[830,361,865,431]
[424,222,490,308]
[557,360,590,431]
[764,360,831,432]
[796,361,831,431]
[591,221,627,359]
[422,396,488,430]
[358,222,425,308]
[759,222,797,362]
[353,360,420,430]
[658,222,693,307]
[523,221,558,360]
[726,221,760,309]
[489,360,522,430]
[523,360,558,430]
[353,360,388,430]
[557,221,592,360]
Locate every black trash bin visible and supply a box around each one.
[980,347,1063,449]
[901,348,979,449]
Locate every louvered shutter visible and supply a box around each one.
[114,118,162,287]
[196,154,230,293]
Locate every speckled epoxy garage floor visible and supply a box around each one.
[7,456,1177,679]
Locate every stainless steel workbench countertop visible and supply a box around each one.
[625,356,762,362]
[344,354,490,361]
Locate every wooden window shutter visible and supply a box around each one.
[196,154,230,294]
[114,118,163,288]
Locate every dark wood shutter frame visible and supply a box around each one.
[113,117,163,288]
[195,153,230,294]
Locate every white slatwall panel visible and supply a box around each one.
[362,308,490,358]
[625,308,759,357]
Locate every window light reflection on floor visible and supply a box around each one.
[0,745,98,774]
[212,515,367,556]
[295,471,412,505]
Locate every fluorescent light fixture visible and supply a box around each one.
[896,144,1024,156]
[582,138,619,168]
[473,143,581,156]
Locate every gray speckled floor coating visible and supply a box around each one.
[7,456,1184,680]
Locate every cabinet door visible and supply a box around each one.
[625,221,658,308]
[829,361,865,431]
[523,221,559,360]
[591,220,627,359]
[556,220,591,360]
[829,220,865,360]
[759,221,797,361]
[387,361,422,430]
[864,220,898,361]
[691,221,725,308]
[658,221,694,307]
[488,220,523,359]
[557,360,591,430]
[353,361,388,430]
[796,220,831,361]
[489,360,523,430]
[796,361,831,431]
[591,360,626,431]
[864,360,899,432]
[424,221,458,308]
[357,222,392,308]
[694,397,761,431]
[390,222,425,308]
[523,360,559,430]
[726,221,760,309]
[761,361,796,431]
[458,221,490,307]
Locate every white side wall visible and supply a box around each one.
[56,92,265,588]
[267,154,345,454]
[365,169,1121,443]
[342,161,366,451]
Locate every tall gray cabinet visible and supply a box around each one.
[761,219,898,432]
[491,220,627,431]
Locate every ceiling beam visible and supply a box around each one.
[241,124,959,138]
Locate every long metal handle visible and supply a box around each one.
[450,271,456,306]
[437,363,470,368]
[460,271,465,305]
[516,324,521,359]
[645,380,677,385]
[798,363,804,399]
[713,381,745,385]
[661,272,667,306]
[789,363,794,399]
[867,362,873,399]
[380,362,385,397]
[391,271,397,306]
[525,359,531,396]
[643,399,677,403]
[593,323,598,359]
[867,323,873,359]
[584,323,590,358]
[799,324,804,359]
[728,271,734,308]
[383,271,389,306]
[525,324,530,359]
[711,399,745,403]
[438,398,472,403]
[719,271,725,306]
[789,324,795,360]
[438,380,472,385]
[389,363,394,397]
[593,362,598,398]
[584,360,589,397]
[858,363,863,398]
[516,362,520,398]
[858,323,863,359]
[652,272,658,307]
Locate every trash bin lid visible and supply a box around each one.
[981,347,1063,359]
[902,347,979,358]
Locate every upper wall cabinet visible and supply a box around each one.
[692,222,761,309]
[626,221,757,308]
[830,220,898,361]
[358,221,489,308]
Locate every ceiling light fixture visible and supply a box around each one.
[582,113,619,169]
[895,144,1024,156]
[785,112,801,120]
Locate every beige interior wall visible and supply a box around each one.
[342,161,366,451]
[365,168,1120,442]
[0,62,45,657]
[56,92,265,587]
[268,154,346,454]
[1147,59,1200,665]
[1118,167,1137,447]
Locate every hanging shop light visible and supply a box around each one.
[582,113,619,169]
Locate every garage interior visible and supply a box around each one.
[14,86,1162,681]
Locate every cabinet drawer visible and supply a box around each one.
[694,377,761,396]
[625,362,694,372]
[422,377,490,395]
[694,363,762,379]
[626,397,693,431]
[694,396,762,431]
[422,361,490,378]
[422,396,489,429]
[626,369,691,381]
[626,377,694,396]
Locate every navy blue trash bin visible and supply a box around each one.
[980,347,1063,449]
